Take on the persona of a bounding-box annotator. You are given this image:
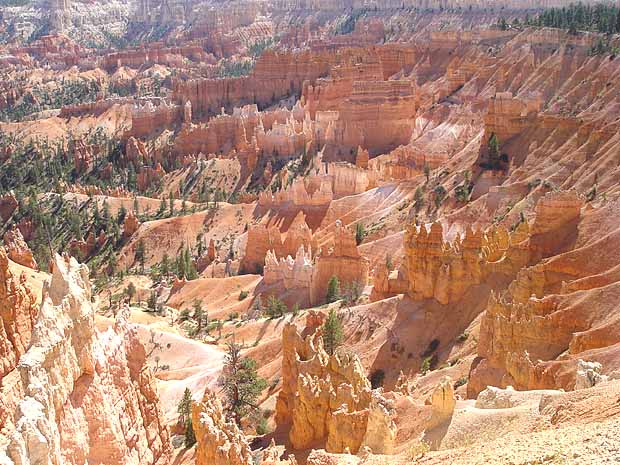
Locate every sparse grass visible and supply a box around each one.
[407,440,430,460]
[454,376,468,388]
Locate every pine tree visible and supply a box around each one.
[147,291,158,311]
[184,247,198,280]
[193,299,207,333]
[424,164,430,183]
[125,282,136,304]
[117,204,127,224]
[222,339,267,424]
[177,388,196,447]
[264,295,287,318]
[157,198,166,217]
[355,223,366,245]
[322,308,343,356]
[488,132,501,168]
[169,192,174,216]
[135,239,146,272]
[102,200,110,226]
[326,275,341,303]
[161,253,170,279]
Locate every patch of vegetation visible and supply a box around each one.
[322,308,343,356]
[407,440,430,460]
[214,60,254,78]
[480,132,508,170]
[0,79,102,122]
[334,8,369,35]
[326,275,341,303]
[222,340,267,424]
[263,296,288,318]
[454,376,468,389]
[433,185,447,208]
[526,2,620,35]
[355,222,367,245]
[177,388,196,447]
[342,280,363,307]
[249,37,277,58]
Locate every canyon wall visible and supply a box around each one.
[0,248,38,433]
[467,192,620,396]
[0,254,170,465]
[172,49,331,118]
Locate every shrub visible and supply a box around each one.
[457,332,469,342]
[420,356,433,375]
[239,290,249,300]
[408,440,430,460]
[454,376,468,389]
[147,291,158,311]
[255,415,270,435]
[342,280,363,306]
[433,185,447,208]
[263,296,288,318]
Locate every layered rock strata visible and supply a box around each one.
[0,254,170,465]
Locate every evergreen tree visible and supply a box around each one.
[322,308,343,356]
[169,192,174,216]
[92,201,101,229]
[161,253,170,279]
[157,198,166,217]
[177,249,186,279]
[125,282,136,304]
[488,132,501,168]
[177,388,196,447]
[102,200,111,227]
[147,291,158,311]
[222,339,267,424]
[135,239,146,272]
[424,164,430,183]
[183,247,198,280]
[117,205,127,224]
[326,275,341,303]
[193,299,208,333]
[355,223,366,245]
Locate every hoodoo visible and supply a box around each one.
[2,1,620,464]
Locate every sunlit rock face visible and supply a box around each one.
[0,254,170,465]
[275,313,396,454]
